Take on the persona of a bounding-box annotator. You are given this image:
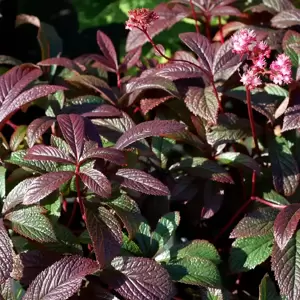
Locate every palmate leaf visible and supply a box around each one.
[106,194,144,240]
[0,219,13,284]
[108,256,174,300]
[282,85,300,131]
[184,86,219,124]
[25,145,75,164]
[116,168,170,196]
[230,207,278,239]
[23,255,98,300]
[84,205,122,268]
[274,204,300,250]
[0,167,5,200]
[79,168,111,198]
[170,157,233,184]
[229,234,274,273]
[27,116,55,147]
[268,135,299,196]
[120,47,142,72]
[81,104,121,118]
[5,206,57,243]
[272,229,300,300]
[114,120,185,150]
[57,114,85,161]
[38,57,84,73]
[263,0,295,13]
[23,171,74,205]
[283,30,300,68]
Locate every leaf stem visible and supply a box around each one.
[251,196,286,209]
[75,166,86,221]
[218,16,224,44]
[246,87,259,154]
[116,70,121,89]
[189,0,200,34]
[214,197,252,242]
[6,120,17,130]
[142,29,211,78]
[205,16,211,41]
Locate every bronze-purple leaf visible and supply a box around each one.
[25,145,75,164]
[81,104,121,118]
[23,171,74,205]
[84,205,122,268]
[0,219,13,284]
[108,256,174,300]
[81,147,125,165]
[27,116,55,148]
[179,32,213,76]
[115,120,185,149]
[38,57,84,73]
[271,9,300,28]
[22,255,99,300]
[57,114,85,161]
[116,168,170,196]
[2,178,36,214]
[120,47,142,72]
[79,169,111,198]
[97,30,118,72]
[0,84,66,130]
[274,203,300,250]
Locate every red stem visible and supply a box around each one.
[75,165,86,221]
[214,197,252,242]
[116,70,121,89]
[205,16,211,41]
[6,120,17,130]
[251,197,287,209]
[246,87,259,153]
[218,16,224,44]
[142,29,222,115]
[189,0,200,34]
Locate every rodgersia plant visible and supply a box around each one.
[0,0,300,299]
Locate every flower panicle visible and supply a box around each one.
[231,28,292,89]
[125,8,159,31]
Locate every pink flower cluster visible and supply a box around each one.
[232,29,292,89]
[125,8,159,31]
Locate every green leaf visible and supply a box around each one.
[0,166,6,199]
[164,256,221,287]
[170,157,233,184]
[78,230,91,244]
[184,86,219,124]
[106,194,143,239]
[283,30,300,68]
[6,150,74,174]
[5,206,57,243]
[10,125,27,151]
[268,135,299,196]
[272,229,300,300]
[199,287,231,300]
[43,194,61,218]
[151,212,180,254]
[121,233,143,256]
[259,274,282,300]
[215,151,260,173]
[135,221,152,256]
[50,135,72,154]
[230,234,274,273]
[262,190,290,206]
[156,240,221,265]
[230,207,278,239]
[151,136,175,169]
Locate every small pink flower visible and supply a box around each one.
[232,29,257,55]
[125,8,159,31]
[240,69,262,90]
[270,54,292,85]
